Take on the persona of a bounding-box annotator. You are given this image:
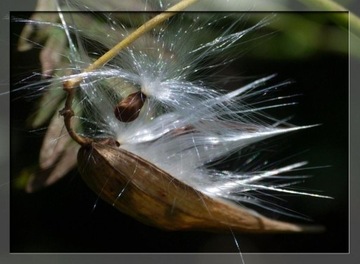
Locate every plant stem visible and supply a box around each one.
[64,0,198,89]
[60,84,92,146]
[298,0,360,36]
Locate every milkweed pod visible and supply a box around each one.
[77,139,319,233]
[114,91,147,123]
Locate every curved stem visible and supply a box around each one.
[60,84,92,146]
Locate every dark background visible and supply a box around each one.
[10,12,348,253]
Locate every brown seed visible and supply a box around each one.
[114,91,146,122]
[78,140,321,233]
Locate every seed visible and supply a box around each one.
[114,91,146,123]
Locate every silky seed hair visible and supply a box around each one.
[14,0,329,223]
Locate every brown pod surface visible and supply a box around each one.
[77,140,320,233]
[114,91,146,122]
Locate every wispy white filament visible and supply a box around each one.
[18,1,329,218]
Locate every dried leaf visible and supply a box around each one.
[17,0,58,52]
[29,83,66,129]
[39,28,67,76]
[25,105,80,192]
[39,112,72,170]
[26,143,78,193]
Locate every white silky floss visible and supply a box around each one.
[52,2,329,218]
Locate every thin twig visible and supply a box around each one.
[60,85,92,146]
[64,0,198,89]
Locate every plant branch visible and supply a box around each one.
[64,0,198,89]
[60,84,92,146]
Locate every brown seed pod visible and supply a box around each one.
[114,91,146,122]
[77,139,319,233]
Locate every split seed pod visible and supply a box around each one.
[52,4,329,235]
[77,139,313,233]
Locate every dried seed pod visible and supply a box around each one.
[78,140,318,233]
[114,91,146,122]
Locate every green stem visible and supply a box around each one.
[298,0,360,36]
